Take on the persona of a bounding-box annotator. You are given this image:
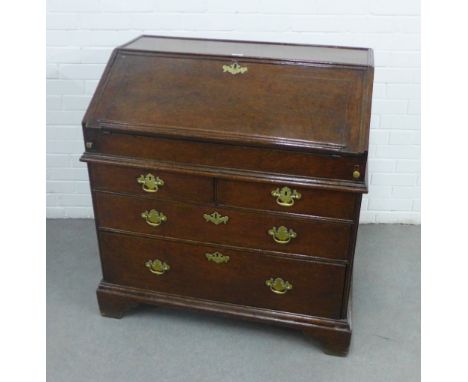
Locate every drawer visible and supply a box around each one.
[94,192,352,260]
[90,163,213,204]
[217,179,356,220]
[99,231,346,319]
[85,131,366,182]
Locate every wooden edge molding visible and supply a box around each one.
[80,153,368,194]
[98,227,350,266]
[93,188,354,226]
[97,280,351,332]
[118,34,373,69]
[97,119,348,153]
[96,281,352,355]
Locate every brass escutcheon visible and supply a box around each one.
[137,173,164,192]
[203,211,229,225]
[141,209,167,227]
[145,259,170,275]
[268,226,297,244]
[266,277,293,295]
[205,251,230,264]
[271,186,302,207]
[222,62,248,75]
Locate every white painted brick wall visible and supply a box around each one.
[46,0,421,223]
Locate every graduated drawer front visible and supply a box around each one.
[99,231,346,319]
[94,192,352,260]
[89,162,356,220]
[89,132,366,182]
[90,163,213,204]
[217,179,356,220]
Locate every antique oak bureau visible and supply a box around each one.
[80,35,373,355]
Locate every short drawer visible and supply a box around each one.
[99,232,346,319]
[90,163,213,204]
[217,179,356,220]
[94,192,352,260]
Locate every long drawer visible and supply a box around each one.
[99,231,346,319]
[94,191,352,260]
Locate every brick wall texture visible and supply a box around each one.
[46,0,421,223]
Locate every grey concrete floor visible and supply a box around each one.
[47,220,420,382]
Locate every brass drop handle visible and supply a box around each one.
[137,173,164,192]
[268,226,297,244]
[205,252,230,264]
[145,259,170,275]
[266,277,293,295]
[141,209,167,227]
[271,186,301,207]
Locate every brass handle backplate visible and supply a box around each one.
[266,277,293,295]
[141,209,167,227]
[268,226,297,244]
[145,259,170,275]
[271,186,301,207]
[137,173,164,192]
[205,252,230,264]
[203,211,229,225]
[222,62,248,75]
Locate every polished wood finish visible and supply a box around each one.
[122,35,372,66]
[217,178,357,220]
[87,130,367,181]
[87,55,366,151]
[303,326,352,356]
[96,288,139,319]
[82,152,367,193]
[95,191,352,260]
[97,280,352,349]
[99,231,346,318]
[90,163,213,203]
[81,35,373,356]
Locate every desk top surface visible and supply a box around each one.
[121,35,373,67]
